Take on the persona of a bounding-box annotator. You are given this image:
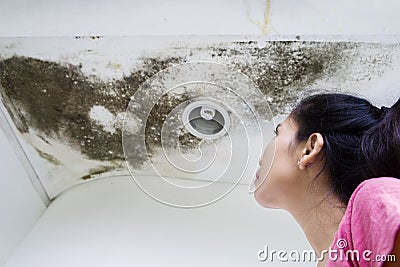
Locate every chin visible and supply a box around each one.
[254,191,280,209]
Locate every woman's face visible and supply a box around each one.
[254,117,308,209]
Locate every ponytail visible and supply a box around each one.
[360,98,400,179]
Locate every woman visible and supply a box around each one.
[254,93,400,266]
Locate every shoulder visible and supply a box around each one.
[347,177,400,259]
[338,177,400,234]
[346,177,400,230]
[355,176,400,191]
[350,177,400,208]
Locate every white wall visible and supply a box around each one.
[0,126,46,266]
[0,0,400,37]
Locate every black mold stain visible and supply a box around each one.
[122,91,203,170]
[234,40,257,45]
[216,41,360,114]
[0,56,183,164]
[144,92,202,156]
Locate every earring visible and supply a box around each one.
[297,160,301,166]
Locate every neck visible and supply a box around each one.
[288,192,346,258]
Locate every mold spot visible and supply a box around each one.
[234,40,257,46]
[81,165,116,180]
[35,148,62,165]
[74,36,103,40]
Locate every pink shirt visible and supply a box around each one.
[326,177,400,267]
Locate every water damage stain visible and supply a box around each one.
[0,41,395,171]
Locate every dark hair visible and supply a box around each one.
[290,93,400,205]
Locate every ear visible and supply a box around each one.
[298,133,324,170]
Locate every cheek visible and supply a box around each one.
[259,140,275,177]
[254,138,297,208]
